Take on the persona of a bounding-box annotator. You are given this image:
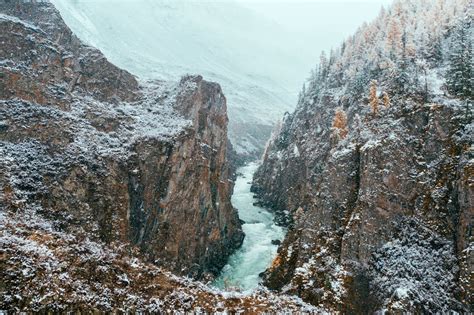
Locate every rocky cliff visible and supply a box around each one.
[253,0,472,313]
[0,2,320,309]
[0,0,244,284]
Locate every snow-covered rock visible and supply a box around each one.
[252,0,472,312]
[1,0,243,291]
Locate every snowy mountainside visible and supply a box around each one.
[0,2,254,310]
[252,0,472,312]
[1,203,322,312]
[0,1,326,312]
[50,0,308,159]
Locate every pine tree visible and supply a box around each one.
[319,51,329,79]
[446,15,472,106]
[369,80,379,115]
[382,92,391,108]
[446,14,472,121]
[415,58,429,102]
[332,108,348,140]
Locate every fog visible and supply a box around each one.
[238,0,393,91]
[52,0,392,156]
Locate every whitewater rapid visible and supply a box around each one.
[213,162,285,291]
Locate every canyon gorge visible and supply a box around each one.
[1,0,472,313]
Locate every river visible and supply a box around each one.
[213,162,285,291]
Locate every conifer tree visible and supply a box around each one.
[332,108,349,140]
[319,51,329,79]
[386,17,403,60]
[447,16,473,99]
[382,92,391,108]
[446,14,472,119]
[415,58,429,102]
[369,80,379,115]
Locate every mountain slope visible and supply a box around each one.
[1,202,320,312]
[50,0,308,160]
[253,0,472,312]
[0,2,331,312]
[0,0,244,282]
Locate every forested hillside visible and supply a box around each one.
[253,0,472,312]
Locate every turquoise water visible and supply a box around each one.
[213,162,285,291]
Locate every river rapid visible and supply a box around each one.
[213,162,285,291]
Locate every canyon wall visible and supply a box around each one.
[0,1,243,281]
[253,0,472,312]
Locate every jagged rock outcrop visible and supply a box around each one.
[253,0,472,313]
[0,0,243,284]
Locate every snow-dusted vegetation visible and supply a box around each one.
[1,0,472,312]
[369,217,461,312]
[253,0,472,312]
[301,0,471,108]
[1,206,323,312]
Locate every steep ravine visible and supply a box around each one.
[254,74,473,314]
[214,162,285,291]
[0,3,329,312]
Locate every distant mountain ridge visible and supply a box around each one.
[50,0,310,160]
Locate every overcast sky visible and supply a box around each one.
[53,0,395,94]
[238,1,393,35]
[236,0,393,81]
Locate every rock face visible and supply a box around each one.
[0,0,243,281]
[253,0,472,313]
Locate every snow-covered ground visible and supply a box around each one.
[213,162,285,290]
